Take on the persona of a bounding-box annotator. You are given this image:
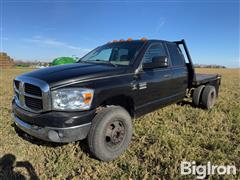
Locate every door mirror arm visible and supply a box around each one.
[134,65,142,79]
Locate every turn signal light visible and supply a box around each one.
[140,37,147,41]
[109,37,147,43]
[83,93,93,104]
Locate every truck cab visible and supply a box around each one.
[12,38,221,161]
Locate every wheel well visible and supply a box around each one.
[100,95,135,117]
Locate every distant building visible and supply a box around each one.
[0,52,15,68]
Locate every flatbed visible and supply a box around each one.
[193,74,221,86]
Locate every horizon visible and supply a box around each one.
[0,1,239,67]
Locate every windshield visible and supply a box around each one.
[79,41,144,66]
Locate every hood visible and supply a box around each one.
[21,63,128,87]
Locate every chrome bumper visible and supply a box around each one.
[13,115,91,143]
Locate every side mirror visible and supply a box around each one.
[143,56,168,69]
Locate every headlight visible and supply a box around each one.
[52,88,94,110]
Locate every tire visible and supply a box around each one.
[87,106,132,161]
[201,85,216,109]
[192,85,205,106]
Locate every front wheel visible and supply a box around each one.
[87,106,132,161]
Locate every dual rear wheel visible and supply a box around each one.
[192,85,217,109]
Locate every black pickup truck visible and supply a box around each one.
[12,39,221,161]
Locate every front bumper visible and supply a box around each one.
[12,100,95,128]
[12,101,95,142]
[13,114,91,142]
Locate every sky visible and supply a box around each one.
[0,1,239,67]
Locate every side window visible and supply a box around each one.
[89,48,112,61]
[178,45,188,63]
[116,48,129,61]
[167,43,185,67]
[142,43,167,63]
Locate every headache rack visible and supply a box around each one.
[174,39,196,87]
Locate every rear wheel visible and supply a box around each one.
[201,85,216,109]
[192,85,205,107]
[87,106,132,161]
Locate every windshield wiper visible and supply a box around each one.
[79,59,118,67]
[77,58,87,63]
[104,61,118,67]
[91,59,118,67]
[78,59,97,64]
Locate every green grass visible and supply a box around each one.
[0,68,239,179]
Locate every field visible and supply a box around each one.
[0,68,239,179]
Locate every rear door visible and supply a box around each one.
[166,42,188,97]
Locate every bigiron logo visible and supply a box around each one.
[180,161,237,179]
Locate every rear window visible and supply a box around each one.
[167,43,185,67]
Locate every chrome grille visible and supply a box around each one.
[24,83,42,97]
[13,76,51,113]
[25,96,43,110]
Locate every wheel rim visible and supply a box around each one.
[105,120,125,149]
[209,91,216,107]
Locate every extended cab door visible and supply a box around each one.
[135,42,174,114]
[166,42,188,97]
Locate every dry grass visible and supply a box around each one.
[0,67,239,179]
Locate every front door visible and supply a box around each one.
[135,42,174,113]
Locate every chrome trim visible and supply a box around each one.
[14,76,51,113]
[14,114,33,130]
[19,81,25,107]
[13,83,19,93]
[23,92,42,99]
[52,73,134,90]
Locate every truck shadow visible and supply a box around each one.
[0,153,39,180]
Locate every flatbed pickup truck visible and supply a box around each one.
[12,39,221,161]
